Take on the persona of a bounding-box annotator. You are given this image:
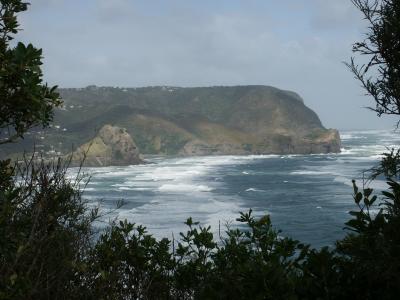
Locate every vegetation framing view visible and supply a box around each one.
[1,0,400,299]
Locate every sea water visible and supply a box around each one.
[75,129,400,247]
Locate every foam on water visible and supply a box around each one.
[340,134,367,140]
[159,184,213,192]
[245,188,266,192]
[290,170,338,176]
[78,155,277,238]
[76,129,399,246]
[108,194,243,239]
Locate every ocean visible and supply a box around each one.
[77,129,400,248]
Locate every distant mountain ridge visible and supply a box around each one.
[0,85,341,160]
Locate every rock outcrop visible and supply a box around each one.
[70,125,142,167]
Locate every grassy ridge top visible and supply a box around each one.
[59,85,316,127]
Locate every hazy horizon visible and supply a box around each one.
[18,0,398,130]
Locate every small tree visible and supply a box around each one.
[0,2,96,299]
[328,1,400,299]
[347,0,400,118]
[0,0,60,144]
[347,0,400,180]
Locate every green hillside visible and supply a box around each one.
[0,85,341,158]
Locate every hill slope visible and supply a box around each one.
[0,85,341,158]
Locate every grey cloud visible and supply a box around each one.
[310,0,362,30]
[95,0,135,22]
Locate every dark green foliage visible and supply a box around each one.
[334,180,400,300]
[342,2,400,295]
[79,211,305,300]
[371,147,400,179]
[0,158,97,299]
[197,212,301,300]
[81,220,173,300]
[0,0,60,144]
[347,0,400,117]
[0,3,89,298]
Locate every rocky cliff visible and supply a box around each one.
[69,125,142,167]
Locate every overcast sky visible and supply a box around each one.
[18,0,397,129]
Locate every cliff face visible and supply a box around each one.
[178,129,341,155]
[70,125,142,167]
[0,85,341,159]
[57,86,341,156]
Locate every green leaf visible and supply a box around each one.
[355,192,363,204]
